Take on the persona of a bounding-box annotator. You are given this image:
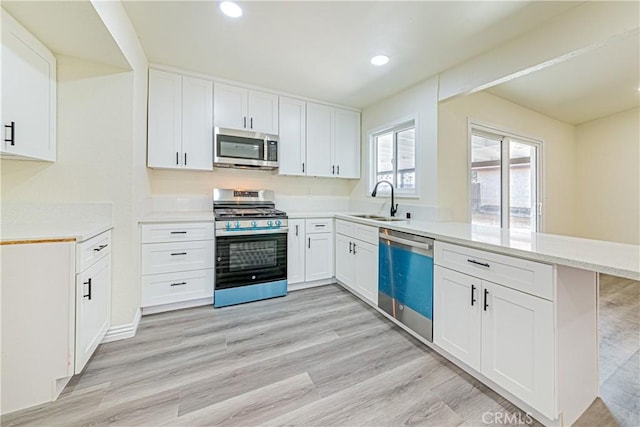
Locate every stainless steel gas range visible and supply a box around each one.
[213,189,288,307]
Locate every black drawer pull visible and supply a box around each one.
[468,259,490,268]
[484,289,489,311]
[170,231,187,234]
[352,243,357,255]
[171,252,187,256]
[93,244,108,252]
[170,282,187,287]
[5,121,15,145]
[349,241,352,253]
[83,278,92,300]
[471,284,476,306]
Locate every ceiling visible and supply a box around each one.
[121,0,578,109]
[487,31,640,125]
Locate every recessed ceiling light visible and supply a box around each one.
[370,55,390,66]
[220,1,242,18]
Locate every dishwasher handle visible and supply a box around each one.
[379,229,433,256]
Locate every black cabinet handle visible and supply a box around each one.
[83,278,92,300]
[308,237,311,249]
[4,121,15,145]
[468,259,490,268]
[483,289,489,311]
[170,282,187,287]
[332,165,335,174]
[349,241,352,253]
[93,244,108,252]
[337,165,340,175]
[295,224,299,237]
[471,284,476,306]
[250,117,253,129]
[302,162,305,173]
[243,117,247,128]
[176,151,179,165]
[352,243,357,255]
[170,231,187,234]
[184,152,187,165]
[171,252,187,256]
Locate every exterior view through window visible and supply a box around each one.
[372,121,416,195]
[470,126,541,232]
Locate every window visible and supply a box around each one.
[370,120,416,195]
[470,124,541,232]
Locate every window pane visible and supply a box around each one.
[376,132,394,183]
[471,134,501,227]
[509,141,536,231]
[396,128,415,189]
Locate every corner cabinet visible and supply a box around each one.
[306,102,360,178]
[75,231,112,374]
[147,69,213,171]
[1,9,56,162]
[213,82,278,134]
[334,219,378,305]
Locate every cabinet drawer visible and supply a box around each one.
[336,220,379,245]
[141,222,214,243]
[305,218,333,234]
[141,241,214,275]
[142,269,214,307]
[434,241,554,300]
[77,230,112,272]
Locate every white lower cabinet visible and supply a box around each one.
[434,241,556,420]
[335,220,379,305]
[140,222,215,312]
[286,218,334,287]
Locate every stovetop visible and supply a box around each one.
[214,207,287,219]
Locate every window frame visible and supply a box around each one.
[368,115,418,198]
[468,120,544,232]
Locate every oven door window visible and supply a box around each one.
[218,135,264,160]
[216,233,287,289]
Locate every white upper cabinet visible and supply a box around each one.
[148,69,213,171]
[306,102,360,179]
[278,97,306,176]
[213,82,278,134]
[1,9,56,162]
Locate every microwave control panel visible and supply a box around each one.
[267,141,278,161]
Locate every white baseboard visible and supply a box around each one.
[141,297,213,315]
[101,308,142,343]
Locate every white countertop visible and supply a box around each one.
[138,211,215,223]
[335,214,640,281]
[1,220,113,243]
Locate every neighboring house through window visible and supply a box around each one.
[470,123,542,232]
[369,118,417,196]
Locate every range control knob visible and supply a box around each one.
[251,220,257,228]
[267,220,273,227]
[225,222,231,229]
[275,220,282,227]
[235,221,241,229]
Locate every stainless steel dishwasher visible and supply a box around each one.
[378,228,434,342]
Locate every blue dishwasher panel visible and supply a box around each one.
[378,243,433,320]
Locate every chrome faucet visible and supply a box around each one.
[371,180,398,217]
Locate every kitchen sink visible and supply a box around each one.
[349,214,407,222]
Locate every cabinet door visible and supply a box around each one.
[1,10,56,161]
[305,102,333,177]
[433,266,481,371]
[481,280,555,418]
[148,70,183,169]
[248,90,278,134]
[333,108,360,178]
[287,220,306,285]
[182,76,213,171]
[213,82,247,131]
[75,254,111,374]
[278,97,306,176]
[335,234,356,288]
[305,233,334,281]
[354,240,378,305]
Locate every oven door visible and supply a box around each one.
[215,231,287,289]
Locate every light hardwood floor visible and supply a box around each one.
[2,275,638,426]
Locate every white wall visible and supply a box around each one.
[574,108,640,245]
[350,76,439,220]
[0,56,138,326]
[437,91,576,235]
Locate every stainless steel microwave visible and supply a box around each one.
[213,127,278,170]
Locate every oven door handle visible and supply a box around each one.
[216,227,289,237]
